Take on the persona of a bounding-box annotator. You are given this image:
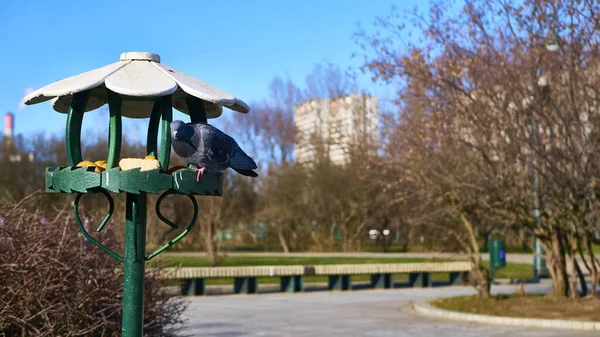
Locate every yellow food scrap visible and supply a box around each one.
[144,155,156,160]
[94,160,107,172]
[119,157,161,172]
[76,160,96,167]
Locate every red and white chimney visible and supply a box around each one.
[4,112,14,138]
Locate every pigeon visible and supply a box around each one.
[170,120,258,182]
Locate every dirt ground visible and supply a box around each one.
[431,294,600,321]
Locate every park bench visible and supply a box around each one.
[312,262,470,291]
[155,262,470,296]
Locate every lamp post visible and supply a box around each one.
[532,114,548,279]
[532,31,559,279]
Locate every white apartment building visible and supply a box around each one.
[294,94,379,165]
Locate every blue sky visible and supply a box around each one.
[0,0,426,139]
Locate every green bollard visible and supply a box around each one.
[488,233,506,284]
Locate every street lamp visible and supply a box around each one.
[532,30,559,279]
[545,29,560,52]
[368,229,379,240]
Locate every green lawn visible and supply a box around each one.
[155,255,533,286]
[481,260,532,280]
[431,294,600,321]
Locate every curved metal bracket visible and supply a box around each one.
[106,89,122,169]
[146,96,173,172]
[155,190,181,230]
[146,190,199,261]
[74,191,123,262]
[94,189,115,233]
[65,90,90,166]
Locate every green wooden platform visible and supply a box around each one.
[45,166,223,195]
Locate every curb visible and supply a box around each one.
[411,301,600,331]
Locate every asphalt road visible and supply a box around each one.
[181,283,597,337]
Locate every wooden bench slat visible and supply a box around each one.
[151,262,470,279]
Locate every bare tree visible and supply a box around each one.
[359,0,600,298]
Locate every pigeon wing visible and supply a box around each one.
[229,146,258,170]
[196,124,234,165]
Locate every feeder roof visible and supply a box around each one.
[22,52,250,119]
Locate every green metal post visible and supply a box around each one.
[532,97,549,279]
[186,96,208,123]
[122,192,147,337]
[409,272,431,287]
[488,234,495,283]
[370,273,393,289]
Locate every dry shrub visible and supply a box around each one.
[0,196,188,337]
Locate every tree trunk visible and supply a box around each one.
[277,224,290,254]
[329,224,338,251]
[481,230,491,252]
[550,229,569,297]
[572,258,586,298]
[310,231,325,252]
[568,244,580,299]
[291,228,299,250]
[401,224,411,252]
[586,236,598,296]
[204,222,223,267]
[567,234,579,298]
[521,230,530,252]
[248,231,258,245]
[469,254,491,298]
[459,213,490,298]
[204,222,216,266]
[383,235,390,253]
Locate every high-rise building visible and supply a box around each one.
[294,94,379,165]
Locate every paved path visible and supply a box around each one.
[181,283,596,337]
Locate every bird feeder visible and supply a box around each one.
[22,52,250,337]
